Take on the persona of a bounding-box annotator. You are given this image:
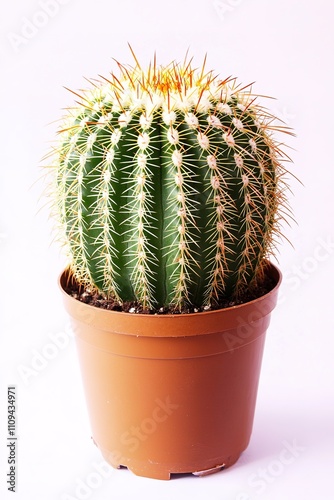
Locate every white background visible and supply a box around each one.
[1,0,334,498]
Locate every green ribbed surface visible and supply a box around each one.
[52,61,288,311]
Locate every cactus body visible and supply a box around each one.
[51,56,290,311]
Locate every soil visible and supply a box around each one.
[64,273,277,315]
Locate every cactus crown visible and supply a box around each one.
[47,52,293,312]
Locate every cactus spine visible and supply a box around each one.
[50,54,291,311]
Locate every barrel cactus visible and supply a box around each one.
[49,53,291,312]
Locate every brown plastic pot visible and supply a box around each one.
[59,261,281,480]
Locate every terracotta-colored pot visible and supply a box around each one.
[59,262,281,480]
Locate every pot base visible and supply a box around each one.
[100,445,241,480]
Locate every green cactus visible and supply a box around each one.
[49,53,292,311]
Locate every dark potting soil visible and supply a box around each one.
[64,273,277,315]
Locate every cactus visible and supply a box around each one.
[48,52,292,312]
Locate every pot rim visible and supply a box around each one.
[58,260,282,338]
[59,260,281,317]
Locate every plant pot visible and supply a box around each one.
[59,261,281,480]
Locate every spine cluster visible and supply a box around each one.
[49,57,291,311]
